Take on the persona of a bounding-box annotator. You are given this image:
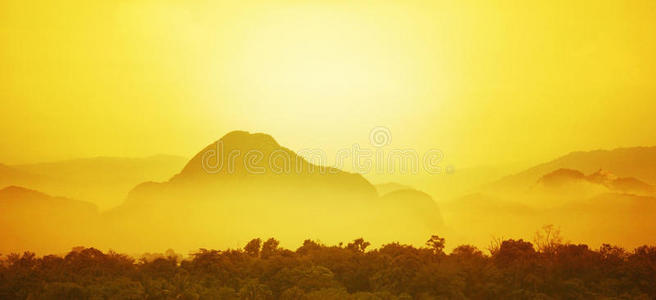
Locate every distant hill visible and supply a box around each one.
[440,146,656,249]
[104,131,444,252]
[1,155,187,209]
[0,163,44,187]
[536,168,654,196]
[0,186,99,254]
[378,189,444,237]
[491,146,656,191]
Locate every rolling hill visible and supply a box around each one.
[491,146,656,191]
[0,155,187,209]
[0,186,99,254]
[441,146,656,249]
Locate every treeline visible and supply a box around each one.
[1,234,656,299]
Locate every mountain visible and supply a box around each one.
[537,168,587,187]
[104,131,444,252]
[2,155,187,209]
[438,146,656,249]
[443,189,656,250]
[492,147,656,191]
[376,189,445,241]
[0,163,44,187]
[0,186,99,254]
[536,168,654,196]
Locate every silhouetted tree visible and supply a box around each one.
[245,238,262,257]
[261,238,280,259]
[425,235,446,255]
[347,238,370,253]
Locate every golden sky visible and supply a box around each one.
[1,0,655,167]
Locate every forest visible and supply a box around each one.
[1,230,655,300]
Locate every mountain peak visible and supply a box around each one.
[537,168,586,187]
[173,131,291,179]
[219,130,281,148]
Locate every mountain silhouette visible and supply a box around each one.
[491,146,656,191]
[170,130,375,193]
[0,186,99,254]
[102,131,443,252]
[537,168,586,187]
[0,163,44,188]
[377,189,444,239]
[536,168,654,196]
[442,147,656,249]
[1,155,187,209]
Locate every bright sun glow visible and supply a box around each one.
[208,4,440,137]
[1,0,655,167]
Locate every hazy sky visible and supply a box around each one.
[1,0,655,166]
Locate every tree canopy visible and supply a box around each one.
[1,235,655,299]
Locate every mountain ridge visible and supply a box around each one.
[0,155,188,209]
[490,146,656,191]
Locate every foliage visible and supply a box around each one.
[1,235,655,299]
